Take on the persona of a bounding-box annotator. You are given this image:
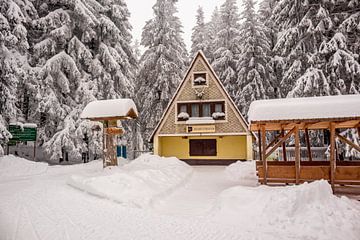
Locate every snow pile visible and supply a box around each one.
[0,155,48,180]
[67,154,193,208]
[80,98,138,119]
[225,161,258,186]
[248,94,360,122]
[213,180,360,240]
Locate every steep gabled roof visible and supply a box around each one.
[149,51,251,142]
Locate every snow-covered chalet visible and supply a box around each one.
[150,51,253,164]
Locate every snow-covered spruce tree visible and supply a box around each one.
[258,0,282,98]
[136,0,188,143]
[212,0,241,98]
[190,6,207,57]
[236,0,273,116]
[206,7,221,63]
[319,0,360,95]
[0,0,38,153]
[272,0,331,98]
[31,0,137,162]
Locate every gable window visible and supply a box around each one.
[193,73,207,86]
[177,101,225,121]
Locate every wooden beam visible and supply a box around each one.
[305,128,312,161]
[281,130,287,162]
[250,119,360,131]
[295,125,300,185]
[261,125,267,184]
[266,132,282,150]
[330,122,336,191]
[335,120,360,129]
[335,132,360,152]
[265,127,296,159]
[258,130,262,161]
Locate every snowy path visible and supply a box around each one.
[1,157,360,240]
[154,166,238,216]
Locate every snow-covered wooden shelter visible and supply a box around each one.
[81,99,138,167]
[248,95,360,189]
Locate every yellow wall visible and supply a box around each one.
[158,135,248,160]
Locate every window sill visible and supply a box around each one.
[185,117,215,125]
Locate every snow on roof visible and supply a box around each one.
[81,99,138,120]
[248,95,360,122]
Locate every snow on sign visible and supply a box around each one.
[248,94,360,122]
[80,99,138,120]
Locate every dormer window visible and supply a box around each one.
[193,73,207,86]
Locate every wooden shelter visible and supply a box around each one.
[248,95,360,190]
[81,99,138,167]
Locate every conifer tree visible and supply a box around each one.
[136,0,188,142]
[206,7,221,63]
[212,0,241,98]
[0,0,38,154]
[30,0,137,161]
[190,6,207,57]
[236,0,273,116]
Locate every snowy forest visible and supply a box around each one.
[0,0,359,161]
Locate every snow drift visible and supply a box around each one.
[0,155,48,180]
[213,180,360,240]
[225,160,258,186]
[67,154,193,208]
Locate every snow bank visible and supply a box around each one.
[0,155,48,180]
[213,180,360,240]
[225,161,258,186]
[248,94,360,122]
[67,154,193,208]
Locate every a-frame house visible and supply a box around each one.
[150,51,253,164]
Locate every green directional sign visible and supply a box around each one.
[8,124,37,144]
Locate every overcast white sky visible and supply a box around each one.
[125,0,246,51]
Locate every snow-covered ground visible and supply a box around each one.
[0,155,359,240]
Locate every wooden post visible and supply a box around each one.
[261,125,267,184]
[330,123,336,191]
[295,125,300,185]
[103,120,107,168]
[33,141,36,161]
[281,129,287,162]
[305,128,312,162]
[258,130,262,161]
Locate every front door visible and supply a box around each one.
[189,139,217,156]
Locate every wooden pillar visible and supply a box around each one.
[261,125,267,184]
[330,122,336,191]
[295,125,300,185]
[258,130,262,161]
[281,129,287,161]
[103,120,107,168]
[33,141,36,161]
[305,128,312,161]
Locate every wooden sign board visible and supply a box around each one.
[187,125,215,133]
[106,127,124,135]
